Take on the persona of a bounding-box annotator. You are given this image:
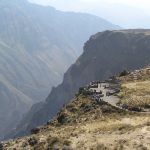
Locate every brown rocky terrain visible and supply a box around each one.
[1,67,150,150]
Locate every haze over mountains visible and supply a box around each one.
[30,0,150,28]
[8,29,150,139]
[0,0,119,139]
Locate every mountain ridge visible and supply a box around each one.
[7,29,150,139]
[2,66,150,149]
[0,0,119,139]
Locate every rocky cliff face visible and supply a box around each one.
[0,0,119,139]
[7,29,150,139]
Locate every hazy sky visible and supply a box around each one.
[29,0,150,28]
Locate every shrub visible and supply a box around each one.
[31,127,40,134]
[28,137,38,146]
[57,113,68,124]
[96,143,109,150]
[0,143,3,150]
[63,140,71,146]
[129,107,142,112]
[78,87,84,95]
[144,104,150,109]
[118,124,133,131]
[119,70,129,77]
[144,121,150,126]
[47,137,60,149]
[77,87,92,96]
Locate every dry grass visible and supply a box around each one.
[4,112,150,150]
[119,81,150,108]
[118,67,150,109]
[3,85,150,150]
[70,114,150,150]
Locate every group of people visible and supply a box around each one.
[92,90,104,103]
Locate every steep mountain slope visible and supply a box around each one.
[0,0,119,138]
[8,29,150,139]
[2,68,150,149]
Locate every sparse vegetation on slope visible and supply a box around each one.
[16,29,150,138]
[2,92,150,150]
[118,66,150,110]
